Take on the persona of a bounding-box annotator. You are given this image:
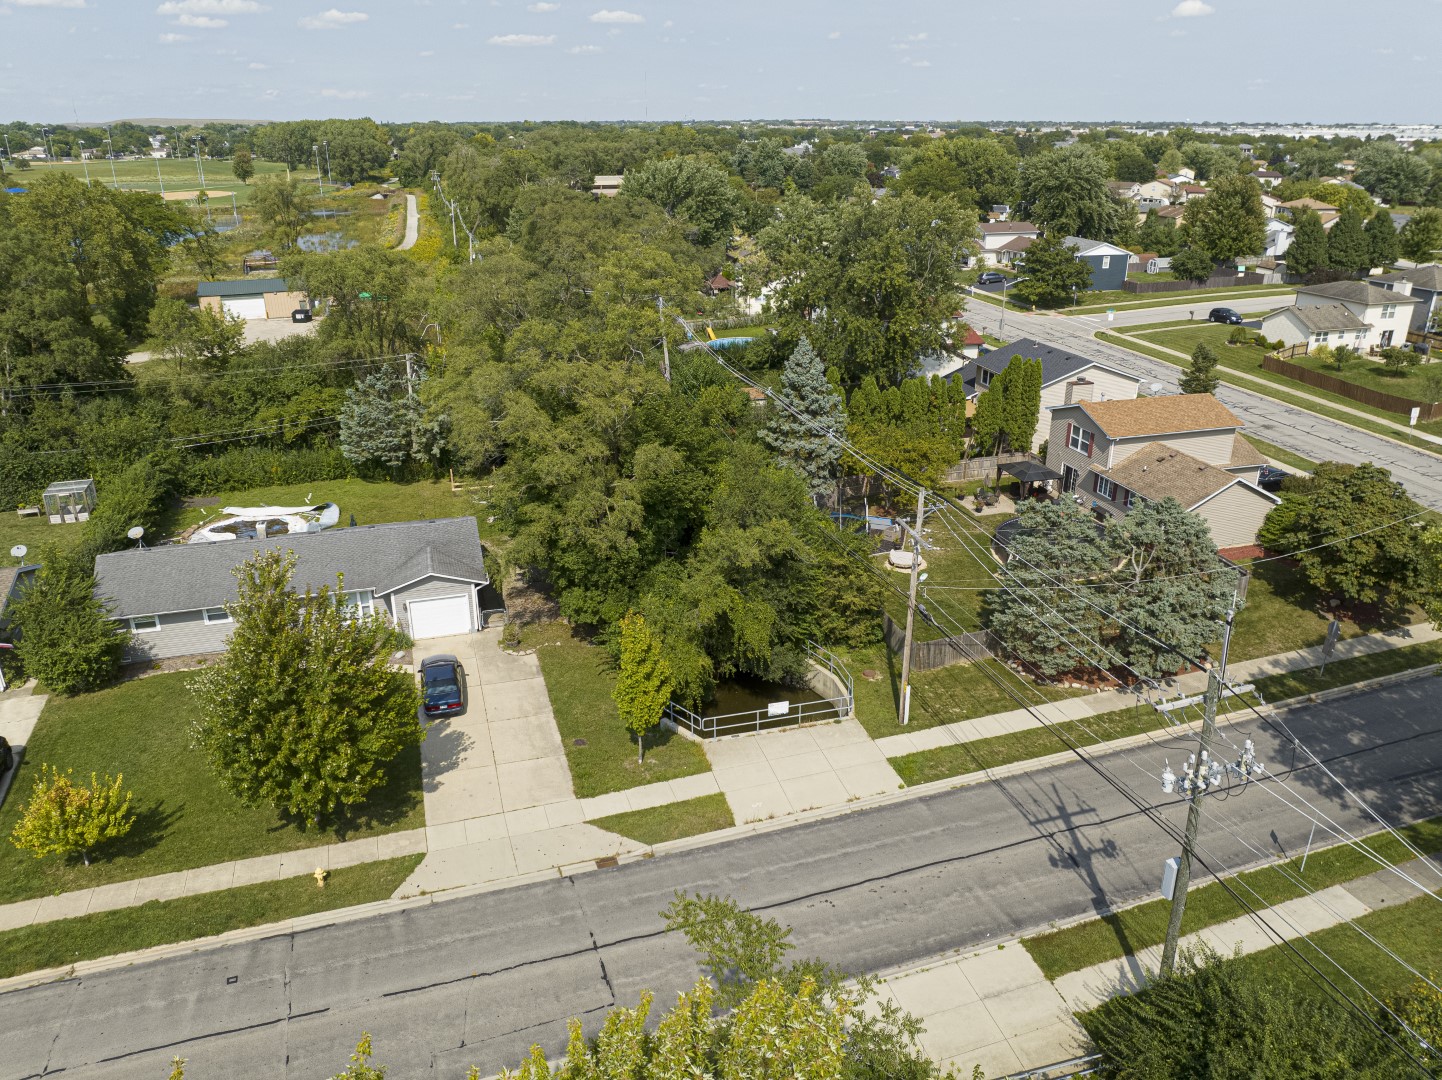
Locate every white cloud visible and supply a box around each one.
[906,31,927,40]
[247,60,265,67]
[14,0,87,7]
[527,1,559,9]
[158,31,190,42]
[827,29,840,38]
[901,56,931,67]
[175,13,226,26]
[155,0,265,12]
[1171,0,1214,15]
[589,8,641,22]
[320,87,369,98]
[418,48,434,55]
[298,7,367,29]
[488,31,554,44]
[566,43,602,53]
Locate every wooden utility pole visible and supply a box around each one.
[658,295,670,382]
[898,487,927,726]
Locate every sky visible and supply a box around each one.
[1,0,1439,125]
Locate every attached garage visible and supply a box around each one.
[197,278,310,321]
[406,593,474,639]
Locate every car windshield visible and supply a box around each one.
[424,666,460,695]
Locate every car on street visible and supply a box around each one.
[1257,464,1289,492]
[976,271,1006,285]
[1208,307,1244,325]
[419,654,467,718]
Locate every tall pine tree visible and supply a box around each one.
[763,336,847,497]
[1286,208,1329,278]
[1179,342,1221,395]
[1327,206,1370,274]
[1366,209,1400,269]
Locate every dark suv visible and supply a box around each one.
[420,655,467,718]
[1208,307,1243,325]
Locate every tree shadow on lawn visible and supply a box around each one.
[319,743,425,842]
[1250,560,1413,638]
[87,800,183,866]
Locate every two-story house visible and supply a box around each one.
[1261,280,1424,351]
[1368,265,1442,334]
[976,221,1041,266]
[1044,394,1278,552]
[957,338,1142,451]
[1062,236,1131,291]
[1136,178,1175,207]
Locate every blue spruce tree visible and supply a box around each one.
[764,336,848,497]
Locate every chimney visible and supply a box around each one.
[1394,279,1415,297]
[1065,377,1094,404]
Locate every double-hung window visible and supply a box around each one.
[1067,423,1094,455]
[1381,303,1397,319]
[1094,475,1115,500]
[344,589,376,619]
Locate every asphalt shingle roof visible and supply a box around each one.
[1070,394,1241,439]
[1371,264,1442,293]
[979,221,1039,235]
[966,338,1139,395]
[94,517,488,618]
[1094,443,1246,509]
[1300,280,1423,307]
[1228,434,1268,469]
[1275,302,1371,333]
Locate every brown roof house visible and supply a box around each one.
[977,221,1040,266]
[1044,394,1278,550]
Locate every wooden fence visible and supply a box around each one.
[943,451,1037,484]
[1274,342,1309,360]
[1121,270,1270,294]
[1261,354,1442,421]
[883,613,995,672]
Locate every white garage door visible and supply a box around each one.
[407,594,472,639]
[222,296,267,320]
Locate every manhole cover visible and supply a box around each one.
[862,669,880,681]
[573,737,588,747]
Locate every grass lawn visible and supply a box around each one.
[1025,815,1442,981]
[0,854,421,980]
[590,793,734,846]
[11,157,314,207]
[1251,640,1442,702]
[0,673,424,905]
[524,623,711,798]
[0,510,91,565]
[1240,435,1316,473]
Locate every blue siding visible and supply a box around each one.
[1082,253,1128,292]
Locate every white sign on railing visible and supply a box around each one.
[767,700,791,718]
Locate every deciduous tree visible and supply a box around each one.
[9,765,135,866]
[1183,174,1267,262]
[190,549,422,825]
[1010,231,1093,309]
[1354,142,1432,206]
[251,174,313,252]
[1017,145,1127,241]
[231,147,253,184]
[1400,207,1442,263]
[613,612,673,762]
[1169,245,1217,284]
[623,154,738,245]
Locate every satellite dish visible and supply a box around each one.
[126,526,145,540]
[1150,382,1164,394]
[9,545,26,560]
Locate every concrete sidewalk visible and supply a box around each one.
[876,621,1441,760]
[877,856,1440,1077]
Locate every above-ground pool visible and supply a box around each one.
[188,502,340,544]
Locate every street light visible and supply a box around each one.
[77,139,91,185]
[105,126,118,188]
[1000,275,1027,338]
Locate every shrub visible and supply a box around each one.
[7,556,126,694]
[1226,325,1251,345]
[10,765,136,866]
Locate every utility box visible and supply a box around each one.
[42,479,96,525]
[1161,856,1180,901]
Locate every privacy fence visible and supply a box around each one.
[943,452,1038,485]
[1121,270,1272,294]
[883,613,996,672]
[1261,355,1442,422]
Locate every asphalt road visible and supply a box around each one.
[7,681,1442,1079]
[964,297,1442,510]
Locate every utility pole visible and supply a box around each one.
[897,487,927,726]
[657,295,670,382]
[323,139,332,186]
[404,354,416,400]
[313,144,323,195]
[1158,601,1257,975]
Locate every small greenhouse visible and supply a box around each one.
[42,479,96,524]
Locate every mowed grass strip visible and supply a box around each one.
[0,672,424,905]
[1024,816,1442,981]
[0,854,422,980]
[526,624,710,798]
[1250,641,1442,702]
[589,793,735,847]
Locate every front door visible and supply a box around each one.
[1062,464,1079,493]
[1380,329,1394,348]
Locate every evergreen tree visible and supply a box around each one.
[763,336,847,497]
[1179,342,1221,395]
[970,381,1003,455]
[612,612,673,763]
[1399,208,1442,263]
[1327,206,1370,273]
[898,377,931,436]
[7,556,126,696]
[1010,232,1093,309]
[847,376,882,429]
[1139,210,1182,257]
[1286,208,1329,277]
[880,385,902,425]
[339,367,449,472]
[998,357,1044,453]
[1366,208,1400,268]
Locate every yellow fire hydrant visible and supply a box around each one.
[314,867,330,889]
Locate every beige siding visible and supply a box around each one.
[1079,367,1141,403]
[1193,484,1274,549]
[263,291,309,318]
[1034,369,1140,452]
[1112,429,1235,468]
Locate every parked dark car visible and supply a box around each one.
[0,736,12,778]
[1257,465,1289,492]
[976,271,1006,285]
[420,654,467,718]
[1208,307,1244,325]
[291,307,313,323]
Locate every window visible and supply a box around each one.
[203,608,231,625]
[1067,423,1094,455]
[128,614,159,633]
[1314,331,1329,343]
[1381,303,1397,319]
[1101,255,1111,269]
[1094,476,1116,500]
[978,368,993,388]
[344,589,376,619]
[1123,488,1137,510]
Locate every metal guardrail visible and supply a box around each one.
[665,642,854,739]
[999,1053,1103,1080]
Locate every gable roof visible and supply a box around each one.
[1064,394,1241,439]
[1267,302,1370,333]
[968,338,1140,395]
[996,234,1035,254]
[94,517,488,618]
[196,278,295,298]
[1299,280,1423,307]
[1094,443,1278,510]
[1063,236,1131,258]
[979,220,1039,235]
[1227,434,1268,469]
[1281,197,1339,213]
[1371,264,1442,292]
[0,564,40,621]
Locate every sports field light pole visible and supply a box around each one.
[313,144,324,195]
[323,139,332,186]
[105,126,118,187]
[897,487,928,726]
[77,139,92,185]
[155,152,166,195]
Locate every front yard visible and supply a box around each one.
[0,672,424,904]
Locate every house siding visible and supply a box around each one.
[1193,484,1274,549]
[1111,429,1236,469]
[1081,254,1128,292]
[1033,367,1141,452]
[1044,407,1108,488]
[390,577,478,638]
[121,608,233,662]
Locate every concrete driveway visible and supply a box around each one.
[0,684,47,808]
[402,630,640,894]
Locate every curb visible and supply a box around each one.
[1,665,1434,995]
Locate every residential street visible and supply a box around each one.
[963,298,1442,511]
[6,679,1439,1080]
